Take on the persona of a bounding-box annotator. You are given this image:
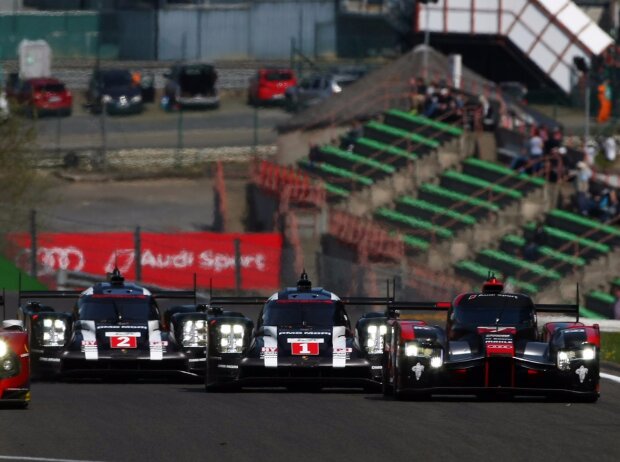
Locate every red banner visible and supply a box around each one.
[9,232,282,290]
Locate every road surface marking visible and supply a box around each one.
[601,372,620,384]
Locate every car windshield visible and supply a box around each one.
[265,71,293,81]
[262,301,341,327]
[453,295,535,326]
[102,72,132,87]
[38,83,65,92]
[79,297,157,322]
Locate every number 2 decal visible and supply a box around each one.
[111,336,137,348]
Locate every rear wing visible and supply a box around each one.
[1,288,5,321]
[535,284,580,322]
[535,304,579,322]
[385,301,451,319]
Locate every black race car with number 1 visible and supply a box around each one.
[203,272,397,391]
[381,276,600,401]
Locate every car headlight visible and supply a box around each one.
[405,342,418,357]
[557,345,596,370]
[582,345,596,361]
[365,324,386,354]
[0,340,7,358]
[131,95,142,103]
[41,317,66,347]
[430,352,443,369]
[102,95,113,103]
[182,319,208,348]
[557,350,571,371]
[218,323,245,353]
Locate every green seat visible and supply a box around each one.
[323,182,350,199]
[500,234,585,268]
[418,183,499,218]
[584,290,616,319]
[354,137,418,162]
[441,169,522,205]
[395,196,476,229]
[298,159,373,190]
[453,260,539,294]
[386,109,464,136]
[546,209,620,245]
[524,222,610,256]
[320,145,395,176]
[477,248,561,283]
[375,207,453,239]
[462,157,545,191]
[365,121,440,149]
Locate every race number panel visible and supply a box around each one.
[291,342,319,355]
[110,336,138,349]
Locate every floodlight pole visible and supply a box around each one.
[423,6,430,81]
[585,72,590,146]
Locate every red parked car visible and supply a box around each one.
[8,77,72,117]
[248,68,296,106]
[0,319,30,408]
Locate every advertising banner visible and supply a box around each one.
[9,232,282,290]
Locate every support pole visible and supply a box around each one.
[30,209,37,278]
[134,226,142,282]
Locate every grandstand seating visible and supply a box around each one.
[584,290,616,319]
[298,110,462,202]
[456,208,620,298]
[374,156,544,254]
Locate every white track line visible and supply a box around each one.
[601,372,620,384]
[0,456,105,462]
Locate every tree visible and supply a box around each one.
[0,111,51,242]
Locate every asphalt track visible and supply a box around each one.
[0,372,619,462]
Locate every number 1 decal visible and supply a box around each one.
[292,342,319,355]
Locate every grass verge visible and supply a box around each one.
[602,332,620,364]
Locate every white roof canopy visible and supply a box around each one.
[418,0,614,92]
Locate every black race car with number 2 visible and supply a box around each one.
[381,276,600,401]
[18,268,208,378]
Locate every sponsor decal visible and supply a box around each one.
[105,332,141,337]
[468,295,477,300]
[217,364,239,369]
[280,331,331,336]
[261,346,278,353]
[98,325,147,330]
[286,338,325,343]
[371,365,383,370]
[576,365,588,383]
[9,231,282,290]
[412,362,425,381]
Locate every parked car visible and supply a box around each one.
[85,69,143,115]
[247,68,296,106]
[6,76,72,117]
[163,62,219,110]
[284,70,364,112]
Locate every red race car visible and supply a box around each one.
[7,76,73,117]
[1,294,31,408]
[377,276,600,401]
[248,68,296,106]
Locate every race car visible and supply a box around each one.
[18,268,207,378]
[1,293,31,408]
[381,276,600,401]
[203,271,390,391]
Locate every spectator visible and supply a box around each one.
[603,136,617,162]
[409,76,426,113]
[597,78,612,124]
[544,126,563,155]
[597,188,619,222]
[340,120,363,151]
[574,161,594,215]
[585,140,599,165]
